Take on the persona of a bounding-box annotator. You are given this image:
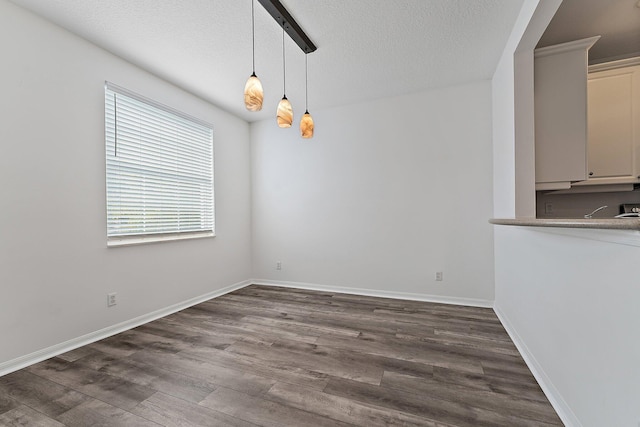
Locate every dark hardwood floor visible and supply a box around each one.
[0,285,562,426]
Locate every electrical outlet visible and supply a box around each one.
[435,272,443,281]
[544,202,553,214]
[276,261,282,271]
[107,293,117,307]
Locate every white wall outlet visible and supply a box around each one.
[276,261,282,271]
[435,271,443,281]
[544,202,553,214]
[107,292,117,307]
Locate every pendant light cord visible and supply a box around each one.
[305,54,308,112]
[282,28,286,96]
[251,0,255,74]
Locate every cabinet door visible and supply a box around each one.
[587,71,634,178]
[534,37,599,188]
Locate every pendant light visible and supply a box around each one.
[276,28,293,127]
[300,53,314,138]
[244,0,263,111]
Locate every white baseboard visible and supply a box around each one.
[0,279,252,377]
[493,305,581,427]
[250,279,494,308]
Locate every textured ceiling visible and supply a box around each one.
[538,0,640,63]
[9,0,524,122]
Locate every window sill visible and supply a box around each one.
[107,231,215,247]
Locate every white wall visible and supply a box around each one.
[492,0,560,218]
[493,1,640,425]
[0,0,252,367]
[492,51,518,218]
[251,81,495,305]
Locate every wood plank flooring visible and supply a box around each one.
[0,285,562,426]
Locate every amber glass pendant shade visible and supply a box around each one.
[277,96,293,128]
[245,0,262,112]
[300,110,314,138]
[244,73,263,111]
[300,53,314,139]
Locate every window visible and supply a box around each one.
[105,82,214,246]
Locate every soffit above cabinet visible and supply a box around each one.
[537,0,640,64]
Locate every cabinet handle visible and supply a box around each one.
[589,172,594,176]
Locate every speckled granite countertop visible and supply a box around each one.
[489,218,640,230]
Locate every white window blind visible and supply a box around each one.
[105,82,214,242]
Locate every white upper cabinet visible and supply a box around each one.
[534,36,599,190]
[583,63,640,184]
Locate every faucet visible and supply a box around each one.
[584,205,607,218]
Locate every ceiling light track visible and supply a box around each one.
[257,0,317,54]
